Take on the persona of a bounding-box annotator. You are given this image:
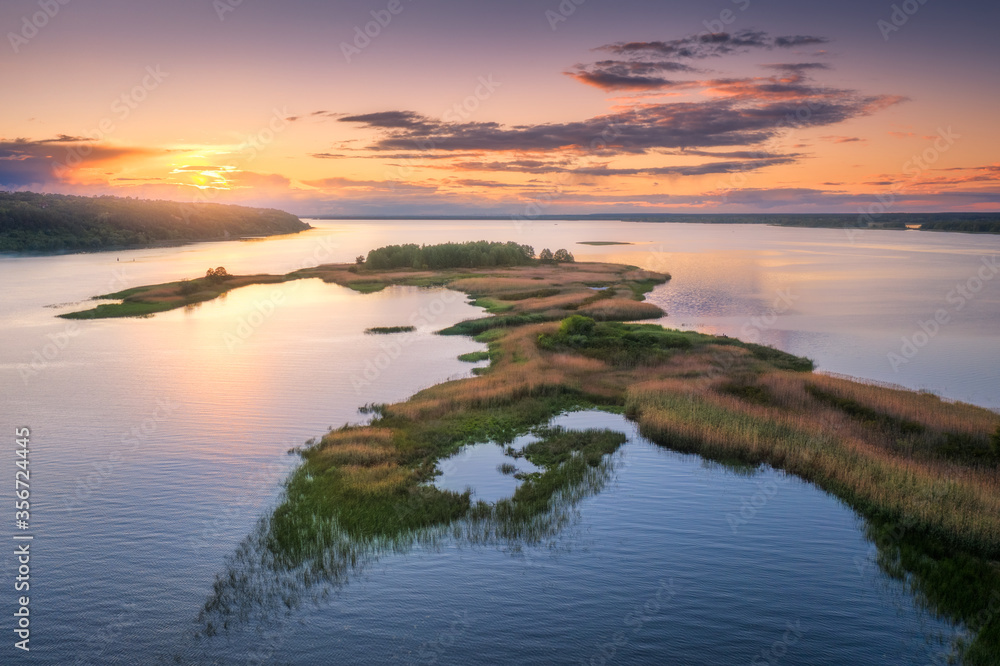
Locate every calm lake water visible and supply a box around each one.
[1,219,997,664]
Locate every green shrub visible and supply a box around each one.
[558,315,595,337]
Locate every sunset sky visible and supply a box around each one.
[2,0,998,215]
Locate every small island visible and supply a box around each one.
[365,326,417,334]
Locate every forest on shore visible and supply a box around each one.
[0,192,309,252]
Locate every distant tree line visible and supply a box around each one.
[595,212,1000,233]
[0,191,309,252]
[311,212,1000,234]
[592,213,1000,233]
[919,218,1000,233]
[363,241,538,270]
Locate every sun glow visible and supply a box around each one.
[170,164,238,190]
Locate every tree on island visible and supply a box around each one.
[205,266,230,281]
[363,241,535,270]
[539,248,574,263]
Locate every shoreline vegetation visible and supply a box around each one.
[64,241,1000,662]
[0,192,309,253]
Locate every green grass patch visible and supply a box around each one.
[538,315,810,371]
[345,281,388,293]
[470,297,515,313]
[458,351,490,363]
[470,426,627,540]
[473,328,507,343]
[365,326,416,334]
[438,312,559,336]
[627,276,670,299]
[737,341,814,371]
[268,392,594,562]
[538,316,693,367]
[522,427,626,468]
[60,300,176,319]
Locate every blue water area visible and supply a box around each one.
[435,432,543,503]
[185,411,958,665]
[2,220,991,663]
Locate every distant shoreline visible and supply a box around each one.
[299,213,1000,235]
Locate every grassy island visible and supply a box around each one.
[365,326,416,334]
[64,241,1000,662]
[61,240,667,322]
